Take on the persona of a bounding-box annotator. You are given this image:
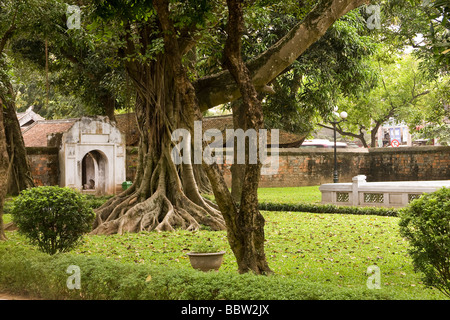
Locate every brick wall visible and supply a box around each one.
[367,146,450,182]
[27,146,450,189]
[26,147,59,187]
[253,146,448,187]
[126,147,139,181]
[218,149,370,187]
[193,146,449,187]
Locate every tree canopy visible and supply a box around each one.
[328,52,448,147]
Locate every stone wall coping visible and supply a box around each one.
[368,146,450,153]
[320,175,450,207]
[212,147,369,155]
[210,146,449,156]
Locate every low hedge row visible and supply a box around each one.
[258,202,399,217]
[0,246,396,300]
[201,194,399,217]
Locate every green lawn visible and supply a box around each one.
[203,186,322,205]
[1,186,447,300]
[258,186,321,204]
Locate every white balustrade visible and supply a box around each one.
[319,175,450,208]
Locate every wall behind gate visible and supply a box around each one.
[214,146,450,187]
[26,147,59,187]
[366,146,450,182]
[27,146,450,189]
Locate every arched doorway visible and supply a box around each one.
[81,150,108,195]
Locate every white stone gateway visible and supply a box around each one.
[319,175,450,208]
[58,117,126,195]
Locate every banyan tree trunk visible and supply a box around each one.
[91,56,226,235]
[1,82,34,195]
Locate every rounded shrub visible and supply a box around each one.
[399,187,450,298]
[11,186,95,255]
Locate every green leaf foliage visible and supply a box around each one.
[190,239,220,253]
[11,186,95,255]
[399,187,450,298]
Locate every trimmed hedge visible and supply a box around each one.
[259,202,399,217]
[0,246,396,300]
[202,194,399,217]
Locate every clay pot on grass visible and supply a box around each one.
[187,241,225,272]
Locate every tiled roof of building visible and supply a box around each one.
[21,119,77,147]
[17,106,45,128]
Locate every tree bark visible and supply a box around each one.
[0,8,34,196]
[230,99,245,202]
[370,125,380,148]
[91,57,226,235]
[0,81,34,195]
[91,6,226,235]
[102,93,116,123]
[0,97,10,241]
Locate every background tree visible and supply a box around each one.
[10,49,90,119]
[322,53,443,147]
[317,0,449,147]
[9,0,130,121]
[384,0,449,76]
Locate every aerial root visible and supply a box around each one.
[90,185,225,235]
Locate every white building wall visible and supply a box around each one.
[59,117,126,195]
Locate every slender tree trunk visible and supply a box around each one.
[102,93,116,123]
[0,97,10,241]
[219,0,271,274]
[371,122,382,148]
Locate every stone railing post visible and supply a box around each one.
[352,175,366,206]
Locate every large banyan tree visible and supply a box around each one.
[89,0,368,274]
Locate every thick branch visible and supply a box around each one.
[319,123,363,140]
[318,123,368,148]
[194,0,368,111]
